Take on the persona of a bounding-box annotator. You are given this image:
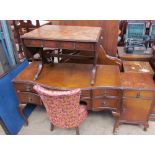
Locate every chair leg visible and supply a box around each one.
[50,123,54,131]
[75,127,80,135]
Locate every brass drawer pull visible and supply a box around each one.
[102,101,107,106]
[26,85,31,91]
[136,91,141,98]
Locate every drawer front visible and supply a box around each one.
[123,90,155,98]
[24,39,42,47]
[93,89,119,97]
[14,83,34,92]
[92,98,118,110]
[43,41,74,50]
[43,40,59,48]
[59,42,74,49]
[81,90,91,97]
[17,92,42,105]
[76,42,95,51]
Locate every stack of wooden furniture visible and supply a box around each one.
[12,23,155,134]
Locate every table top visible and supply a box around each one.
[123,61,154,75]
[13,62,121,90]
[13,62,155,91]
[21,25,102,42]
[14,62,120,89]
[117,46,153,61]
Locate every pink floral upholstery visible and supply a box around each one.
[33,85,87,129]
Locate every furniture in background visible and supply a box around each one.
[149,21,155,47]
[124,21,149,53]
[50,20,119,56]
[13,20,52,61]
[123,61,154,76]
[125,21,146,41]
[60,45,123,70]
[21,25,102,85]
[12,61,155,134]
[33,85,87,135]
[117,46,153,61]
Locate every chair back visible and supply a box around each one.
[126,21,145,40]
[33,85,81,128]
[13,20,40,35]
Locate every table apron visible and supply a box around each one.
[23,39,96,51]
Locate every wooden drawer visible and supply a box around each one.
[59,42,74,49]
[43,40,59,48]
[93,89,119,97]
[123,90,155,98]
[43,41,75,50]
[76,42,95,51]
[24,39,42,47]
[17,92,42,105]
[81,90,91,97]
[92,98,118,110]
[13,83,34,92]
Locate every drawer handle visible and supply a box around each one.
[26,85,31,91]
[136,92,141,98]
[102,101,107,106]
[29,97,32,102]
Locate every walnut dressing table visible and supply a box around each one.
[12,62,155,134]
[12,62,121,131]
[21,25,102,85]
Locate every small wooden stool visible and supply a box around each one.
[123,61,154,76]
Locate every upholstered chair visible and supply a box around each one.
[33,85,87,135]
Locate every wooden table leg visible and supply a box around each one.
[34,62,43,80]
[91,44,98,85]
[112,111,120,134]
[19,105,28,126]
[91,65,97,85]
